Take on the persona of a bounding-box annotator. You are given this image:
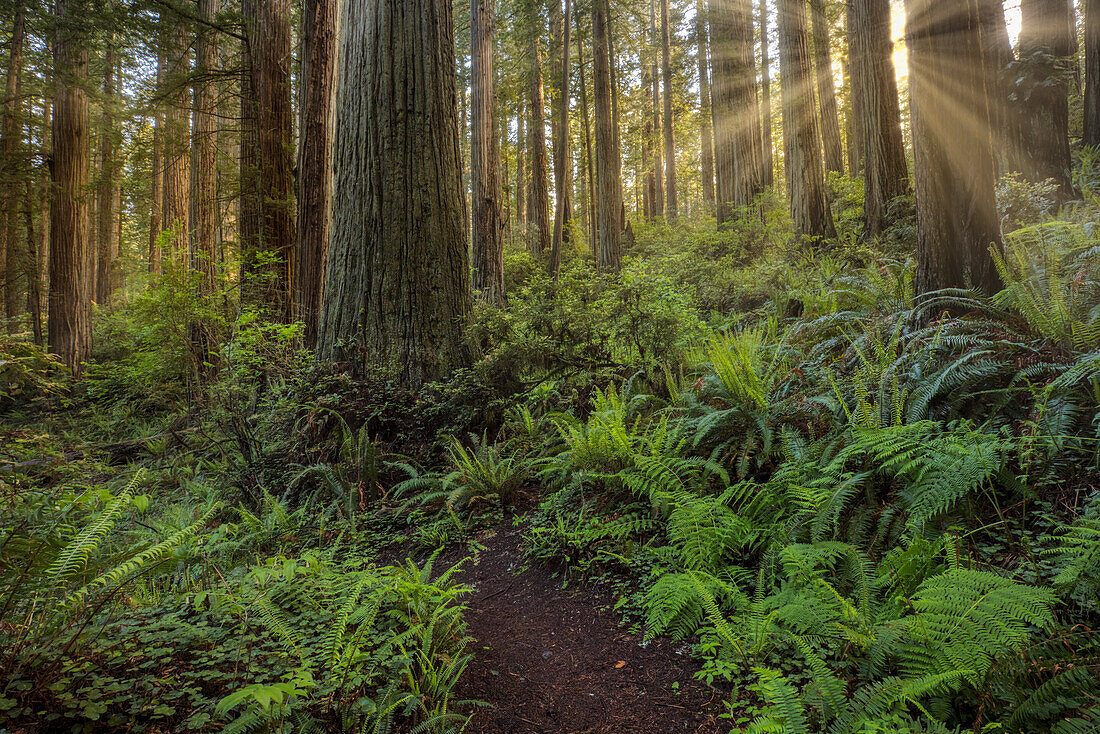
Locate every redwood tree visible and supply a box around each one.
[593,0,621,271]
[318,0,471,387]
[810,0,844,175]
[660,0,677,215]
[696,0,715,207]
[1086,0,1100,147]
[472,0,506,297]
[906,0,1002,296]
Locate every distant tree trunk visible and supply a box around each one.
[976,0,1017,174]
[810,0,844,175]
[711,0,766,222]
[549,0,573,276]
[660,0,678,215]
[759,0,774,188]
[295,0,338,345]
[95,41,118,307]
[1085,0,1100,146]
[1017,0,1077,202]
[845,0,863,176]
[853,0,908,235]
[697,0,716,207]
[241,0,295,318]
[472,0,506,297]
[778,0,835,239]
[33,97,48,344]
[515,108,527,227]
[49,0,92,375]
[906,0,1002,297]
[149,50,165,274]
[1,4,26,329]
[578,30,598,258]
[318,0,470,387]
[649,0,665,218]
[593,0,621,271]
[161,15,190,263]
[527,20,552,254]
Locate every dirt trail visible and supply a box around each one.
[452,529,727,734]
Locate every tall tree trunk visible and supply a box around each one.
[515,108,527,227]
[906,0,1002,296]
[810,0,845,175]
[472,0,506,297]
[578,29,598,258]
[711,0,766,223]
[649,0,665,218]
[296,0,338,345]
[189,0,219,375]
[161,15,190,263]
[1017,0,1077,201]
[760,0,774,188]
[697,0,716,207]
[976,0,1017,174]
[778,0,835,239]
[549,0,573,276]
[1,4,25,329]
[318,0,471,387]
[149,50,165,274]
[95,41,118,307]
[1087,0,1100,147]
[853,0,908,235]
[241,0,296,318]
[593,0,621,271]
[34,96,48,343]
[527,20,551,254]
[660,0,678,215]
[49,0,92,374]
[845,0,864,176]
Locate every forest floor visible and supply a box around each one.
[448,525,728,734]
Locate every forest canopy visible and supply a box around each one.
[2,0,1100,732]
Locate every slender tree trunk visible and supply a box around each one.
[810,0,845,175]
[161,15,190,263]
[906,0,1002,296]
[697,0,716,207]
[149,50,165,274]
[845,0,864,176]
[95,41,118,307]
[760,0,774,188]
[34,97,48,343]
[593,0,621,271]
[1017,0,1077,201]
[853,0,908,235]
[527,20,552,254]
[1,4,26,329]
[711,0,766,223]
[778,0,835,239]
[578,29,598,258]
[660,0,678,215]
[1087,0,1100,147]
[549,0,573,276]
[49,0,92,374]
[650,0,665,218]
[241,0,296,318]
[318,0,471,387]
[472,0,506,297]
[515,109,526,227]
[295,0,338,344]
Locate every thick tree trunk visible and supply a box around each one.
[759,0,774,188]
[810,0,845,175]
[660,0,678,215]
[527,22,552,255]
[697,0,716,207]
[593,0,621,271]
[95,42,118,307]
[317,0,471,388]
[711,0,766,223]
[778,0,835,239]
[49,0,92,375]
[578,30,598,258]
[161,15,190,263]
[1,4,25,329]
[296,0,338,345]
[845,0,863,176]
[472,0,506,297]
[906,0,1002,296]
[649,0,665,219]
[976,0,1017,174]
[549,0,573,276]
[853,0,908,235]
[241,0,295,318]
[1086,0,1100,146]
[1017,0,1077,202]
[148,51,165,274]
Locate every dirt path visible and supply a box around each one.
[452,529,727,734]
